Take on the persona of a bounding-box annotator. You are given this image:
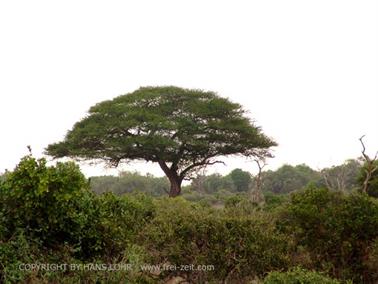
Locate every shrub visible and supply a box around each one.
[0,230,39,283]
[0,233,154,284]
[263,267,343,284]
[263,191,289,211]
[0,155,90,244]
[365,237,378,282]
[85,192,155,259]
[0,155,156,261]
[141,198,291,282]
[224,194,260,215]
[280,186,378,283]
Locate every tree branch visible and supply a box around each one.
[359,135,378,193]
[179,158,225,179]
[359,135,369,161]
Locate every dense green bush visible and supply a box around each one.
[87,192,155,259]
[263,267,342,284]
[280,186,378,283]
[0,230,39,283]
[0,155,90,245]
[224,194,260,215]
[141,198,291,283]
[263,191,289,211]
[0,233,154,284]
[1,155,155,248]
[0,156,157,282]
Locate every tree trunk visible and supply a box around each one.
[168,176,182,197]
[158,160,183,197]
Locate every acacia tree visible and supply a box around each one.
[46,86,276,197]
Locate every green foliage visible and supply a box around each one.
[0,155,155,257]
[263,191,289,211]
[263,267,342,284]
[0,230,38,283]
[0,155,90,244]
[280,186,378,283]
[227,168,252,192]
[365,237,378,281]
[90,171,169,197]
[224,194,260,215]
[357,160,378,197]
[190,173,235,194]
[0,233,154,284]
[0,173,5,183]
[46,86,276,164]
[181,190,217,204]
[88,192,155,259]
[141,198,290,282]
[0,155,157,282]
[261,164,321,194]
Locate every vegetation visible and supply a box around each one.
[88,160,363,206]
[320,159,361,192]
[263,267,344,284]
[46,86,276,197]
[1,154,378,283]
[358,160,378,197]
[279,186,378,282]
[142,198,291,283]
[90,171,169,197]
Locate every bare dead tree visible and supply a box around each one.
[321,168,332,190]
[359,135,378,194]
[321,166,347,192]
[249,158,267,204]
[254,158,267,193]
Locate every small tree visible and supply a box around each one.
[46,86,276,197]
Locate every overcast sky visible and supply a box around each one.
[0,0,377,177]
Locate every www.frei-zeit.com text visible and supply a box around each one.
[18,263,215,272]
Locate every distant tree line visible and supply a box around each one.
[90,172,169,197]
[89,158,377,199]
[261,159,361,194]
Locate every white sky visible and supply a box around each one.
[0,0,377,177]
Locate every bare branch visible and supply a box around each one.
[359,135,369,161]
[359,135,378,194]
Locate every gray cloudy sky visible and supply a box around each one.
[0,0,377,177]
